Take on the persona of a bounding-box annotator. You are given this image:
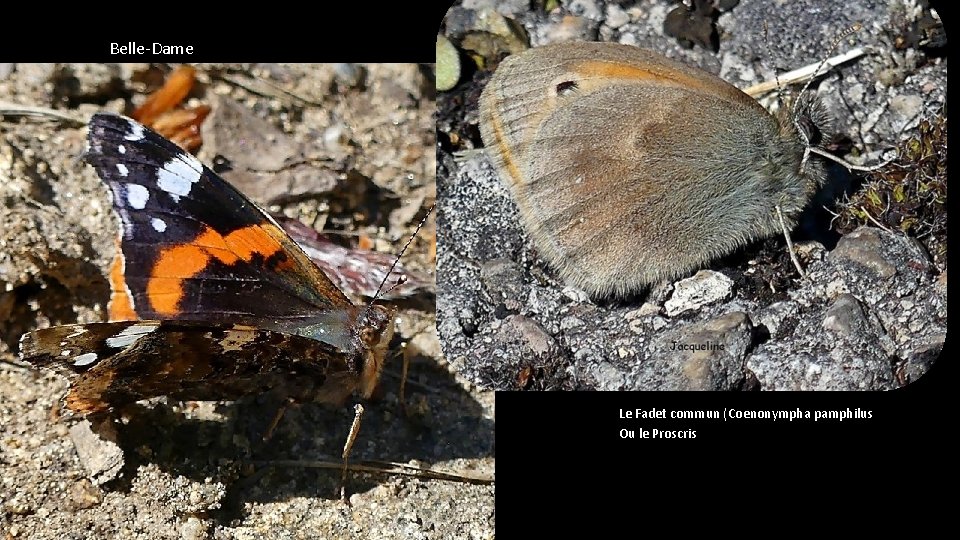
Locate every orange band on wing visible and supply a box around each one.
[146,224,284,315]
[569,60,753,105]
[108,251,138,321]
[570,60,684,83]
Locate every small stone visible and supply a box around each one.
[559,316,583,330]
[179,517,208,540]
[592,361,626,390]
[68,479,102,510]
[542,15,597,43]
[480,258,526,301]
[409,325,443,361]
[889,94,923,121]
[829,227,897,279]
[450,7,530,59]
[561,286,589,303]
[567,0,601,20]
[69,418,124,485]
[794,241,826,261]
[332,63,365,89]
[605,4,630,28]
[755,301,798,338]
[496,315,556,356]
[322,124,351,151]
[618,33,639,46]
[664,270,734,316]
[651,316,668,331]
[822,294,869,336]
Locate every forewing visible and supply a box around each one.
[85,113,353,327]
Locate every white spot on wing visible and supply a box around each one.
[157,155,203,197]
[126,184,149,209]
[105,324,158,349]
[73,352,98,367]
[118,144,126,154]
[150,217,167,232]
[117,163,128,176]
[124,122,145,141]
[61,350,72,356]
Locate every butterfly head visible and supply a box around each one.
[356,304,396,399]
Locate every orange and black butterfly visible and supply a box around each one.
[19,113,396,414]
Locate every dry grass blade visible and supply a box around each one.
[744,47,867,98]
[256,459,495,485]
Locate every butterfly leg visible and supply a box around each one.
[775,205,808,280]
[339,403,364,502]
[399,344,411,417]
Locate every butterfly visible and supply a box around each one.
[19,113,397,415]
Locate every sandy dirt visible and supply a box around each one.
[0,63,493,539]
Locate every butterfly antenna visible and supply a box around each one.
[368,204,435,308]
[382,275,409,297]
[796,22,863,106]
[763,21,785,110]
[795,22,863,172]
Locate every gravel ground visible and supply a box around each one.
[1,63,494,539]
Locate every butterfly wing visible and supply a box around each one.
[19,321,361,414]
[18,112,397,413]
[479,42,790,296]
[85,113,355,331]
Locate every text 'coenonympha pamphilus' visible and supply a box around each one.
[479,41,834,298]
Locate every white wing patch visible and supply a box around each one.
[126,184,149,210]
[73,352,99,367]
[105,324,159,349]
[150,217,167,232]
[157,155,203,197]
[123,121,145,141]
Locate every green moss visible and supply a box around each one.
[833,110,947,267]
